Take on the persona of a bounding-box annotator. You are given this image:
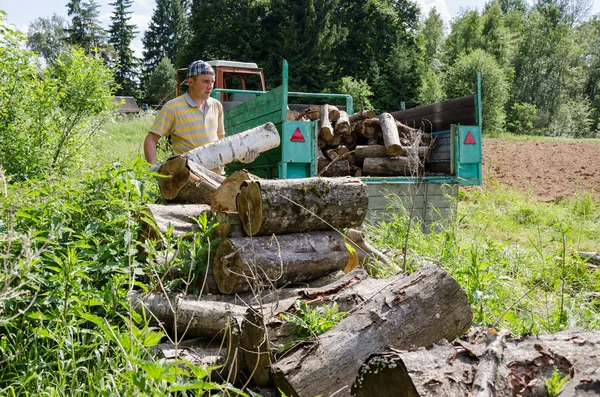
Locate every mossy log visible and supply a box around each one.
[212,231,350,294]
[271,263,473,397]
[236,177,368,236]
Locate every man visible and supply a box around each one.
[144,59,256,173]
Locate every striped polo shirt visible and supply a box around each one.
[150,93,225,155]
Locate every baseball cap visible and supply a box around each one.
[181,60,215,85]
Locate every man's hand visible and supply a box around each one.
[241,149,260,164]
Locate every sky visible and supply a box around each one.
[2,0,600,59]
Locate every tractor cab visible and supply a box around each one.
[176,60,266,110]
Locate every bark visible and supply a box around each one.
[158,157,225,201]
[183,122,281,169]
[334,110,351,136]
[143,204,212,242]
[362,156,419,176]
[349,110,376,123]
[346,229,391,267]
[354,123,378,139]
[354,145,389,164]
[336,145,350,157]
[213,211,246,239]
[379,113,402,156]
[212,231,350,294]
[211,170,257,213]
[271,263,473,397]
[320,104,334,141]
[235,177,368,236]
[471,330,510,397]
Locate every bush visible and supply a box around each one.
[445,49,509,135]
[0,15,117,181]
[337,76,374,111]
[507,102,543,135]
[547,97,594,138]
[144,57,177,106]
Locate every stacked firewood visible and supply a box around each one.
[292,104,436,177]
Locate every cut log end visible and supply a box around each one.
[213,240,243,294]
[236,181,263,236]
[158,157,189,199]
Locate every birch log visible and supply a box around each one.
[363,156,419,176]
[212,231,350,294]
[320,104,334,141]
[328,105,341,122]
[334,110,350,136]
[379,112,402,156]
[271,263,473,397]
[235,177,368,236]
[158,157,225,201]
[183,122,281,169]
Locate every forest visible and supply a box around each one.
[22,0,600,138]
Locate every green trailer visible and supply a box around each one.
[211,60,482,228]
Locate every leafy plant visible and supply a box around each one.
[546,368,569,397]
[282,300,348,339]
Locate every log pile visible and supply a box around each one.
[293,105,436,177]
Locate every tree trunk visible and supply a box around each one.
[379,112,402,156]
[212,231,350,294]
[183,122,281,169]
[354,145,389,164]
[271,263,473,397]
[362,156,419,176]
[241,307,274,387]
[320,104,334,141]
[352,329,600,397]
[235,178,368,236]
[211,170,258,213]
[319,159,351,177]
[334,110,351,136]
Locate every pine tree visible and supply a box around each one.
[108,0,140,97]
[142,0,188,83]
[65,0,107,54]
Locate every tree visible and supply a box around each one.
[108,0,140,97]
[482,0,511,67]
[444,9,484,66]
[144,57,177,105]
[66,0,107,54]
[26,14,69,65]
[419,7,445,69]
[142,0,188,81]
[445,49,509,134]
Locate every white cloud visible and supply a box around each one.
[416,0,453,27]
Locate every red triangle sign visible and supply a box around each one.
[290,128,305,142]
[464,131,476,144]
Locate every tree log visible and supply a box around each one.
[211,170,258,213]
[325,149,339,161]
[213,211,246,239]
[328,105,341,122]
[334,110,351,136]
[212,231,350,294]
[241,307,273,387]
[577,251,600,266]
[325,134,341,147]
[143,204,212,242]
[271,263,473,397]
[236,177,368,236]
[362,156,419,176]
[158,158,225,201]
[341,130,357,149]
[346,229,391,267]
[349,110,376,123]
[379,112,402,156]
[294,106,321,121]
[336,145,350,157]
[183,122,281,169]
[354,145,389,164]
[319,159,351,177]
[320,104,334,141]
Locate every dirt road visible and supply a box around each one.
[482,139,600,201]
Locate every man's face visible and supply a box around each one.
[188,74,215,101]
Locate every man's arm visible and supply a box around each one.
[144,132,162,165]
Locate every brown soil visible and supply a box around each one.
[482,138,600,202]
